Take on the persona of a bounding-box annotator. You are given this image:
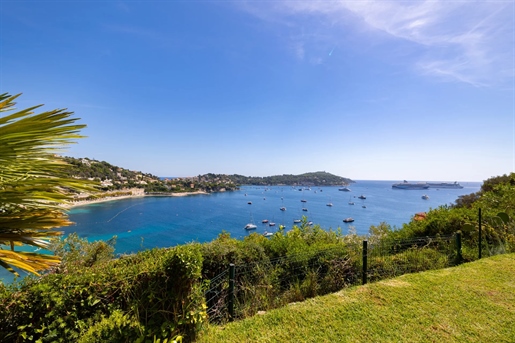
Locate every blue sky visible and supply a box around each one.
[1,1,513,181]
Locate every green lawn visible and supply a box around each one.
[197,254,515,343]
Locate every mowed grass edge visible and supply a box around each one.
[197,254,515,343]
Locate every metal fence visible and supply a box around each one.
[204,234,461,323]
[365,234,457,284]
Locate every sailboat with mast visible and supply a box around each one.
[244,211,257,230]
[293,205,302,224]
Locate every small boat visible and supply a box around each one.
[301,199,307,203]
[348,201,355,205]
[262,219,269,223]
[279,224,286,230]
[293,219,301,223]
[302,208,308,212]
[263,231,273,237]
[307,221,313,226]
[343,218,354,223]
[280,207,286,211]
[245,212,256,230]
[358,195,366,199]
[362,205,366,208]
[247,201,252,205]
[326,203,333,207]
[244,223,257,230]
[422,194,429,200]
[339,187,351,192]
[269,222,276,226]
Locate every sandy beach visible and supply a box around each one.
[65,189,209,209]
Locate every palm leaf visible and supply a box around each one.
[0,93,98,275]
[0,249,61,276]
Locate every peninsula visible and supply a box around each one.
[63,157,353,206]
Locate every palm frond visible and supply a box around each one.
[0,249,61,276]
[0,93,98,275]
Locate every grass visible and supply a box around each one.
[197,253,515,343]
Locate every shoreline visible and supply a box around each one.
[65,189,209,209]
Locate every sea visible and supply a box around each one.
[1,180,481,283]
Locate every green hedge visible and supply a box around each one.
[0,245,206,343]
[201,222,363,320]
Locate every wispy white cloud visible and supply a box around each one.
[238,0,514,86]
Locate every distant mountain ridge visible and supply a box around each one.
[63,157,352,191]
[223,171,353,186]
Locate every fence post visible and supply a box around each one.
[362,240,368,285]
[455,232,462,265]
[478,208,482,259]
[228,263,235,321]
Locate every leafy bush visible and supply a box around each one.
[77,310,142,343]
[201,220,364,320]
[50,233,117,272]
[0,245,206,343]
[368,247,452,283]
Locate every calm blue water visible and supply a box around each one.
[0,180,481,283]
[65,180,481,254]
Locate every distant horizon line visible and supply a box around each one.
[158,176,483,184]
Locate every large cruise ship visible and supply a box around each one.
[392,181,430,190]
[427,182,463,189]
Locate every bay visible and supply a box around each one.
[66,180,481,254]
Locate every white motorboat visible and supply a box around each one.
[244,223,257,230]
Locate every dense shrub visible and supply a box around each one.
[76,310,143,343]
[201,220,364,320]
[368,247,452,283]
[0,244,206,343]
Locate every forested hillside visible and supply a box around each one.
[63,157,352,192]
[223,171,353,186]
[63,157,168,192]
